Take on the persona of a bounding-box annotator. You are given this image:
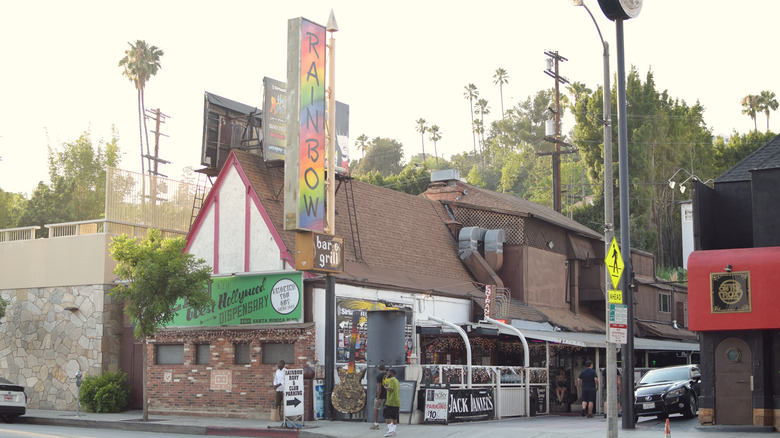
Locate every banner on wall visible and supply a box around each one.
[167,272,303,327]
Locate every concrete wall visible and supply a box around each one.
[0,233,117,289]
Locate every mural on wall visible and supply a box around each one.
[167,272,303,327]
[336,298,413,363]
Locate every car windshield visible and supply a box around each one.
[639,367,690,384]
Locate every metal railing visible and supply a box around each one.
[0,226,40,242]
[0,220,186,243]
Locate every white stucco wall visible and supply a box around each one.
[311,283,471,367]
[188,207,215,268]
[249,205,283,272]
[218,168,247,273]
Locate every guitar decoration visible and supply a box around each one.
[332,311,367,414]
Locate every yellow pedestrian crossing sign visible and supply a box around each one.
[605,237,624,290]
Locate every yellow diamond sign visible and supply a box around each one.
[605,237,624,290]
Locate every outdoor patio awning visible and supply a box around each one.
[513,327,700,352]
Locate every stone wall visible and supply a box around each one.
[0,284,123,410]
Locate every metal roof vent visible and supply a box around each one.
[431,169,460,183]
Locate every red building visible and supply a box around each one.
[688,134,780,430]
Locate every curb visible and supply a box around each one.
[19,416,340,438]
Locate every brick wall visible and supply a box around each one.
[146,324,316,419]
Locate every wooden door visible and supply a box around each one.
[714,337,752,425]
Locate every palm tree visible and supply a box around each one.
[415,118,428,160]
[119,40,164,175]
[566,81,592,106]
[493,68,509,118]
[355,134,370,158]
[741,94,759,132]
[463,84,479,154]
[475,99,490,156]
[758,90,779,132]
[428,124,442,165]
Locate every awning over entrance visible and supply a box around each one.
[513,327,700,352]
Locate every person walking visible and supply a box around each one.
[370,365,388,430]
[272,360,286,420]
[578,360,599,418]
[383,369,400,436]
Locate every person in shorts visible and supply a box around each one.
[578,360,599,418]
[383,369,400,436]
[369,365,387,430]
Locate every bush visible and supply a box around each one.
[79,370,131,413]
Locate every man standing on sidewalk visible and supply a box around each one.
[370,365,388,430]
[272,360,286,421]
[578,360,598,418]
[383,369,400,436]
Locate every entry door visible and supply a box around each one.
[714,337,752,425]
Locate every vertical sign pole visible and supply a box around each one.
[616,18,635,429]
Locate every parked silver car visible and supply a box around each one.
[0,377,26,423]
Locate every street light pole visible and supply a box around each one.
[574,2,617,435]
[615,18,636,429]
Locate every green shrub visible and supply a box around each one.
[79,370,131,413]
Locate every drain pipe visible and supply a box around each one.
[427,315,472,389]
[484,317,530,418]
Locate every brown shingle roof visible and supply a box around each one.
[232,150,481,297]
[436,182,603,240]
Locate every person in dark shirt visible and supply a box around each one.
[578,360,599,418]
[369,365,387,430]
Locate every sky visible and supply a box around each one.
[1,1,778,195]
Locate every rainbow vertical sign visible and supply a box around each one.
[284,17,327,232]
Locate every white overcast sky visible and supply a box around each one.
[1,1,777,195]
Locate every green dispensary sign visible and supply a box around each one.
[168,272,303,327]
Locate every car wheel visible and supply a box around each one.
[683,394,698,418]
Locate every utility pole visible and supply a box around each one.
[543,51,575,213]
[145,108,171,177]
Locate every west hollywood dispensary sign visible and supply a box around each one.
[284,17,327,232]
[167,272,303,327]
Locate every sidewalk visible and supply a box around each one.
[19,409,777,437]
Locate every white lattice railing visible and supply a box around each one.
[0,226,40,242]
[0,220,186,242]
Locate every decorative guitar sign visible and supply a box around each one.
[331,311,366,414]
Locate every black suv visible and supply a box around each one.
[633,364,700,421]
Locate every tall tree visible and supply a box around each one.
[0,189,26,229]
[573,67,714,267]
[119,40,164,175]
[493,68,509,118]
[566,81,592,106]
[741,94,759,132]
[415,118,428,160]
[354,137,404,177]
[475,99,490,156]
[355,134,370,158]
[110,229,213,421]
[463,84,479,153]
[428,124,442,165]
[757,90,778,132]
[48,130,120,221]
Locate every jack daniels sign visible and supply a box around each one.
[423,386,495,423]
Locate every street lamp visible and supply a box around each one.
[572,2,618,436]
[596,0,643,429]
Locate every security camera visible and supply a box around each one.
[724,264,732,273]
